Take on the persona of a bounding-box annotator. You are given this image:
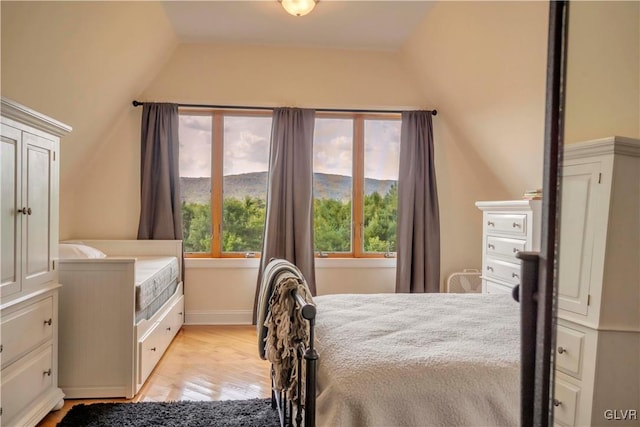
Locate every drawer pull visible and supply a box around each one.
[488,244,495,250]
[512,222,521,228]
[44,318,52,326]
[553,399,562,407]
[43,368,52,376]
[486,266,494,272]
[512,272,519,279]
[557,346,567,354]
[150,347,157,352]
[487,221,495,227]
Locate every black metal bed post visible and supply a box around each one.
[296,349,303,427]
[304,316,318,427]
[293,290,318,427]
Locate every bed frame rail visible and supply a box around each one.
[272,288,317,427]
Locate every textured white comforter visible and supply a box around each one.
[313,293,520,427]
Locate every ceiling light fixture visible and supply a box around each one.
[279,0,318,17]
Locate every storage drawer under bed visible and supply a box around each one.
[138,294,184,385]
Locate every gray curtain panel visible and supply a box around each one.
[395,110,440,293]
[253,108,317,323]
[137,103,183,240]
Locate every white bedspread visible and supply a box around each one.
[313,293,520,427]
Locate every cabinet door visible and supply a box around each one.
[557,161,601,315]
[22,132,57,289]
[1,125,22,298]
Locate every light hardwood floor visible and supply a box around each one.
[38,325,272,427]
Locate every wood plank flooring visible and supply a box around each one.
[37,325,271,427]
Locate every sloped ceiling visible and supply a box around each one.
[1,1,178,189]
[1,1,435,191]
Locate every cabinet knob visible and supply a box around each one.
[553,399,562,407]
[43,368,52,376]
[512,248,519,253]
[512,222,521,228]
[150,347,157,352]
[178,312,183,316]
[487,221,495,227]
[486,266,494,272]
[44,318,52,326]
[166,327,171,332]
[488,244,495,250]
[512,272,519,279]
[557,346,567,354]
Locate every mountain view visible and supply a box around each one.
[180,172,397,204]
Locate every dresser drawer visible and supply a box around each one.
[485,259,521,285]
[555,325,584,379]
[1,296,54,368]
[484,280,514,294]
[486,213,528,237]
[1,344,54,425]
[553,379,580,426]
[486,236,526,260]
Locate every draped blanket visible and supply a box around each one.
[264,272,313,401]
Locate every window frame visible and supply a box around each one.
[180,108,272,259]
[314,112,401,259]
[179,109,400,259]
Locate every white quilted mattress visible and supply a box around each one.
[135,256,179,312]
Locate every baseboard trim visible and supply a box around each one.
[185,310,253,325]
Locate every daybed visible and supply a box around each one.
[57,240,183,399]
[258,259,520,427]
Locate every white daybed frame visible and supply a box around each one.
[57,240,183,399]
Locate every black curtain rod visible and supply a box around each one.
[131,100,437,116]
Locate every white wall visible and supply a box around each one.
[0,1,178,239]
[564,1,640,144]
[400,0,549,298]
[185,259,395,325]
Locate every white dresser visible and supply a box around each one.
[553,137,640,427]
[475,200,541,294]
[1,98,71,426]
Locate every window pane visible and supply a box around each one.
[363,119,400,253]
[313,118,353,253]
[222,115,271,253]
[179,114,212,253]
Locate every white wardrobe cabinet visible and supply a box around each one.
[1,98,71,427]
[553,136,640,426]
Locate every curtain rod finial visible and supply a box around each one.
[432,110,437,116]
[132,100,142,107]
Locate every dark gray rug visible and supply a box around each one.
[57,398,280,427]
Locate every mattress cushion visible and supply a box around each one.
[135,257,179,311]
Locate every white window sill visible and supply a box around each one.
[184,257,396,269]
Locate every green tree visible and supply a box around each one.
[222,196,266,252]
[314,198,351,252]
[181,202,212,253]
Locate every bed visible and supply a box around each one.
[258,259,520,427]
[57,240,183,399]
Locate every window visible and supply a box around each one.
[179,110,400,258]
[179,111,271,257]
[313,114,400,257]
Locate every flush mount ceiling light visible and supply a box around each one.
[279,0,318,17]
